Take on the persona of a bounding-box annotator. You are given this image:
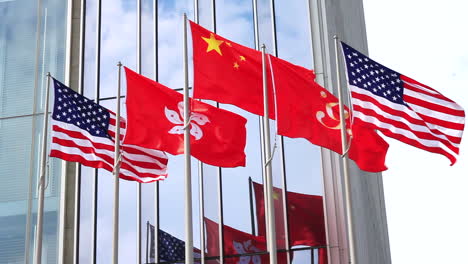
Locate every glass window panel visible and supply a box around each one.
[0,116,33,264]
[0,1,39,118]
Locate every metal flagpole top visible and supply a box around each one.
[333,34,357,264]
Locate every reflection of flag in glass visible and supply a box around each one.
[148,223,201,264]
[252,182,327,264]
[204,217,289,264]
[342,42,465,164]
[49,78,168,183]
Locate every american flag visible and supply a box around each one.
[148,224,201,264]
[341,42,465,164]
[49,78,168,183]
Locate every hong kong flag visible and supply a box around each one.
[204,218,289,264]
[124,67,247,167]
[190,20,275,118]
[269,55,389,172]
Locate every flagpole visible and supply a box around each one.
[193,3,206,264]
[210,2,225,263]
[183,13,194,264]
[268,0,291,262]
[145,221,150,264]
[153,1,160,263]
[137,0,143,262]
[261,45,278,264]
[74,0,87,262]
[92,1,102,262]
[333,35,357,264]
[248,177,256,236]
[33,72,51,264]
[111,62,122,264]
[251,0,270,244]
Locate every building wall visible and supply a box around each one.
[0,0,69,263]
[312,0,392,263]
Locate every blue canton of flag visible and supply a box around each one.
[159,229,186,262]
[52,79,111,139]
[148,224,201,264]
[342,42,405,105]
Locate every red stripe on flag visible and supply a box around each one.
[50,150,114,171]
[353,105,459,154]
[404,94,465,117]
[354,119,457,164]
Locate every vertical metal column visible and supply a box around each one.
[91,1,102,263]
[74,0,87,262]
[192,1,206,264]
[136,0,142,263]
[153,1,160,263]
[248,177,256,236]
[111,62,123,264]
[25,1,45,262]
[209,1,225,263]
[33,73,51,264]
[261,46,277,264]
[183,13,194,264]
[251,0,269,244]
[333,36,357,264]
[268,1,291,263]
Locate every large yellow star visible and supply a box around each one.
[202,33,224,56]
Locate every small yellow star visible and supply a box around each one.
[233,62,240,69]
[273,192,280,200]
[239,55,246,61]
[202,33,224,55]
[226,42,232,47]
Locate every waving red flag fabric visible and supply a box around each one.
[190,21,275,118]
[124,67,247,167]
[252,182,327,264]
[252,181,326,247]
[204,218,288,264]
[269,55,389,172]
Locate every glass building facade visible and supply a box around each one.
[0,0,68,263]
[0,0,391,263]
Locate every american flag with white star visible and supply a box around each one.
[49,78,168,183]
[148,224,201,264]
[341,42,465,164]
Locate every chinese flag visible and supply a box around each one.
[252,181,326,247]
[204,218,288,264]
[124,67,247,168]
[252,182,327,264]
[190,21,275,118]
[270,55,388,172]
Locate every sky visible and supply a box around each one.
[363,0,468,263]
[72,0,468,263]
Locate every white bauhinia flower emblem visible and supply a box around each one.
[165,101,210,140]
[233,240,261,264]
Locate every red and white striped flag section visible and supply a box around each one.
[49,78,168,183]
[341,42,465,164]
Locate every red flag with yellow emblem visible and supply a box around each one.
[190,21,275,118]
[269,55,388,172]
